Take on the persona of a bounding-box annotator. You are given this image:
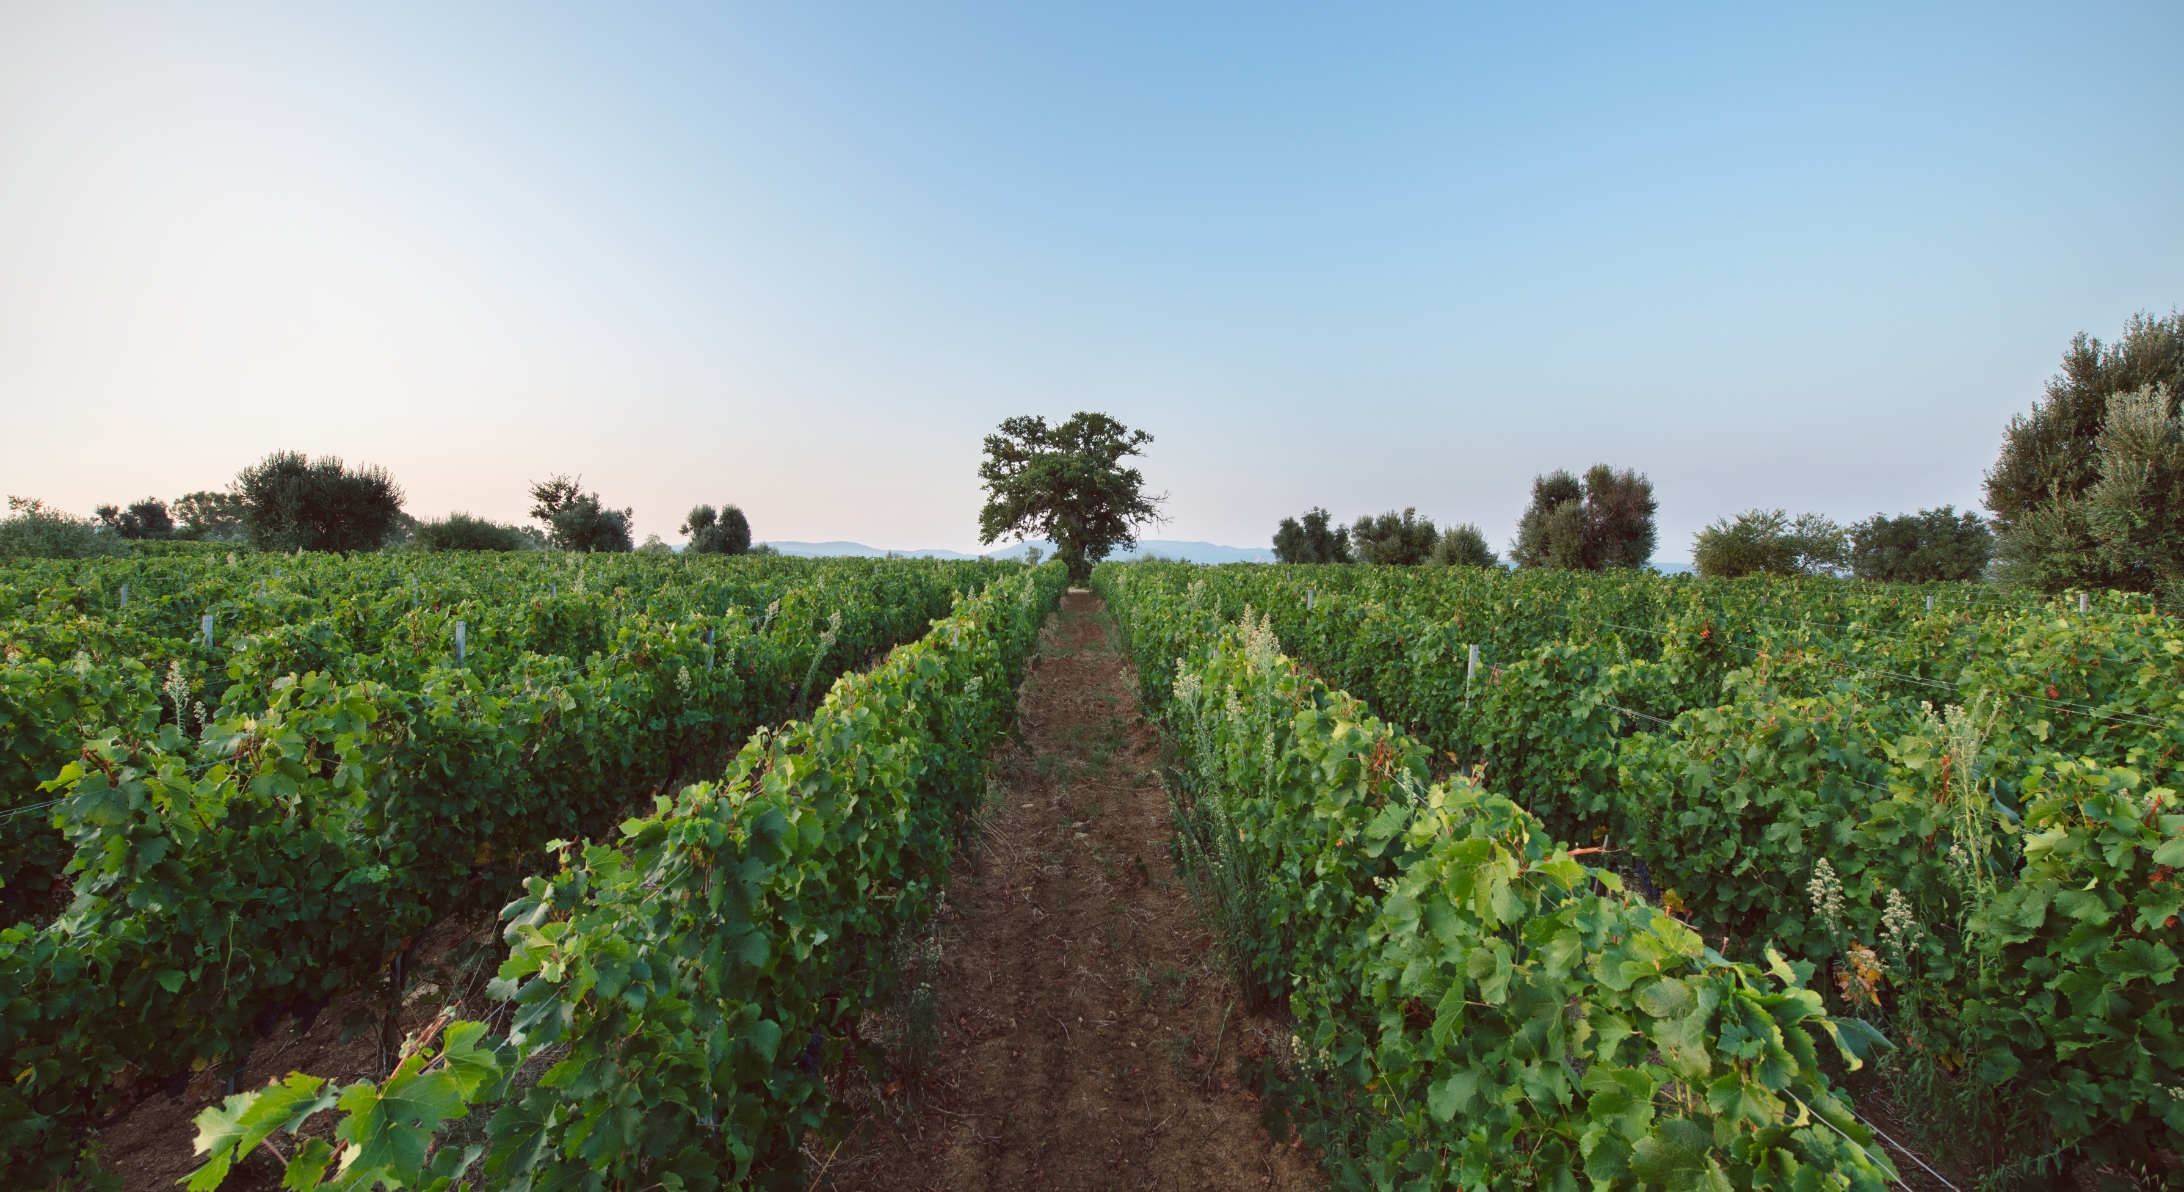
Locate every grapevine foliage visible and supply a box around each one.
[0,552,1023,1182]
[1097,561,2184,1178]
[1095,572,1898,1191]
[177,562,1065,1189]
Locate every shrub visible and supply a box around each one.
[411,513,540,552]
[0,498,126,559]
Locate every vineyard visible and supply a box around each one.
[1093,561,2183,1187]
[4,548,2178,1189]
[0,549,1061,1185]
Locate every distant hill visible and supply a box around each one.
[761,539,1277,564]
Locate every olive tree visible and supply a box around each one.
[1691,510,1845,578]
[93,498,175,539]
[1351,508,1439,565]
[233,451,406,553]
[1511,465,1656,570]
[681,504,753,555]
[1985,311,2184,594]
[1272,507,1351,564]
[1430,523,1500,568]
[413,513,541,552]
[529,475,633,553]
[1845,507,1991,582]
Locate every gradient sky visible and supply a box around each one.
[4,3,2180,563]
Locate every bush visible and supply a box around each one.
[233,452,406,553]
[681,504,752,555]
[411,513,540,552]
[1692,510,1845,578]
[1845,506,1991,582]
[0,498,127,559]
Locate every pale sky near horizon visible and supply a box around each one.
[4,3,2180,563]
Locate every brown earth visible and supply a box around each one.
[811,592,1319,1192]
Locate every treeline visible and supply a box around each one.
[1271,464,1657,572]
[1696,311,2181,590]
[1274,309,2183,597]
[1,451,769,560]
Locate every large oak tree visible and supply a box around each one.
[978,412,1165,583]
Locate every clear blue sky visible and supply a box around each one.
[4,3,2179,563]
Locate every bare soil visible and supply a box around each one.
[812,592,1319,1192]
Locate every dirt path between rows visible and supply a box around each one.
[813,592,1320,1192]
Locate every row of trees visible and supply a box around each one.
[1701,310,2181,589]
[1690,506,1991,580]
[1272,507,1500,567]
[1272,464,1658,572]
[4,451,762,558]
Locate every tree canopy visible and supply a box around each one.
[1691,510,1845,578]
[978,412,1165,583]
[1985,311,2184,595]
[529,475,634,553]
[1351,508,1439,565]
[171,491,245,541]
[93,498,174,540]
[1510,465,1656,570]
[1845,506,1992,582]
[681,504,753,555]
[233,452,405,553]
[1272,507,1351,564]
[1430,523,1500,568]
